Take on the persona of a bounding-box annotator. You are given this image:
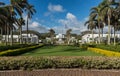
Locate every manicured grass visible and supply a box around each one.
[22,45,103,56]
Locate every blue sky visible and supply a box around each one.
[0,0,102,34]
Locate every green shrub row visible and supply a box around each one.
[0,56,119,70]
[0,44,38,52]
[95,44,120,52]
[82,44,120,52]
[0,44,43,56]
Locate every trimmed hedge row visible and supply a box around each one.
[0,44,43,56]
[0,44,38,52]
[95,44,120,52]
[0,56,120,70]
[88,47,120,57]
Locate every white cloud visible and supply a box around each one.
[66,13,76,20]
[48,3,65,12]
[56,12,88,34]
[44,3,65,16]
[22,15,48,33]
[21,13,88,34]
[22,21,48,33]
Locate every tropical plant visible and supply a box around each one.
[25,4,36,44]
[100,0,117,45]
[0,0,36,45]
[90,5,104,44]
[49,29,55,44]
[66,29,72,44]
[85,15,97,43]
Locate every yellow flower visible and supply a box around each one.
[88,47,120,57]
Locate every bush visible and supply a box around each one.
[0,56,119,70]
[0,44,37,52]
[88,47,120,57]
[80,44,88,50]
[88,44,96,48]
[0,44,44,56]
[93,44,120,52]
[73,42,79,47]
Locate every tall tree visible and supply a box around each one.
[66,29,72,45]
[85,15,97,43]
[111,3,120,45]
[49,29,55,44]
[100,0,116,45]
[90,5,104,44]
[25,4,36,44]
[16,18,25,44]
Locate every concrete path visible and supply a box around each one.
[0,69,119,76]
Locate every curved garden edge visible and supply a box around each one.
[88,47,120,57]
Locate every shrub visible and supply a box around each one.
[73,42,79,47]
[95,44,120,52]
[0,44,37,52]
[80,44,88,50]
[88,44,96,48]
[88,47,120,57]
[0,56,119,70]
[0,44,44,56]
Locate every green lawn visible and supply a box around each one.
[22,45,103,56]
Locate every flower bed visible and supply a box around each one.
[88,47,120,57]
[0,56,119,70]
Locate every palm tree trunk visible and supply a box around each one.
[26,15,29,44]
[114,26,116,46]
[98,23,101,44]
[0,27,3,43]
[20,26,22,44]
[10,27,13,46]
[92,29,94,43]
[0,28,2,35]
[17,27,20,44]
[101,28,103,42]
[111,26,113,39]
[5,25,7,46]
[7,26,9,45]
[108,15,111,45]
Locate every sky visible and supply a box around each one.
[0,0,103,34]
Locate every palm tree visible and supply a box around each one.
[9,0,33,45]
[49,29,55,44]
[10,0,25,45]
[66,29,72,45]
[16,18,25,44]
[0,2,5,5]
[25,4,36,44]
[0,0,35,45]
[85,15,97,43]
[111,3,120,45]
[90,5,104,44]
[0,6,11,45]
[100,0,116,45]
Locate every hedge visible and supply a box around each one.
[0,56,120,70]
[88,47,120,57]
[0,44,43,56]
[95,44,120,52]
[0,44,38,52]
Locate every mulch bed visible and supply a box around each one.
[0,69,119,76]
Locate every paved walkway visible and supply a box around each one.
[0,69,120,76]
